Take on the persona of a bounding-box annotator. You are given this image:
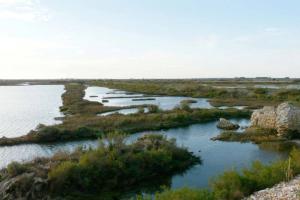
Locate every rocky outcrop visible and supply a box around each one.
[0,173,50,200]
[251,102,300,136]
[245,175,300,200]
[217,118,240,130]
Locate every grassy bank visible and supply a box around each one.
[0,134,200,199]
[137,148,300,200]
[0,108,251,146]
[211,127,300,143]
[60,83,121,116]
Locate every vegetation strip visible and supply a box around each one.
[212,127,299,143]
[90,80,300,107]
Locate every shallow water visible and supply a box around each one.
[0,85,64,138]
[84,86,212,110]
[98,107,150,116]
[218,106,246,110]
[126,119,289,188]
[212,84,300,90]
[0,140,97,168]
[0,118,293,189]
[255,84,300,89]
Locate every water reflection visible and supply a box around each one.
[0,118,296,190]
[0,85,64,138]
[98,108,149,116]
[84,86,212,111]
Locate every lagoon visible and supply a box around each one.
[84,86,212,111]
[0,85,294,191]
[0,85,64,138]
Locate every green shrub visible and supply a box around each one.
[48,134,200,197]
[211,170,245,200]
[7,162,28,177]
[48,161,77,191]
[148,105,160,113]
[211,149,300,200]
[254,88,268,95]
[180,102,192,112]
[138,107,145,114]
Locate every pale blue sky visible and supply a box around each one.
[1,0,300,78]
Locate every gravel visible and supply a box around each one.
[245,176,300,200]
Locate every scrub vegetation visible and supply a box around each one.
[137,148,300,200]
[91,79,300,107]
[60,83,121,115]
[1,79,299,199]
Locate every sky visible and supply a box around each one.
[0,0,300,79]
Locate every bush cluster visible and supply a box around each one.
[48,134,200,197]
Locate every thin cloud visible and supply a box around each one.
[233,27,285,44]
[0,0,34,5]
[195,34,220,49]
[0,0,49,22]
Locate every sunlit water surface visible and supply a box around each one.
[0,85,295,191]
[0,118,292,189]
[0,85,64,138]
[84,86,213,110]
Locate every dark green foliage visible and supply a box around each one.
[48,134,200,197]
[254,88,268,95]
[179,101,192,112]
[285,129,300,140]
[138,107,145,114]
[147,105,160,113]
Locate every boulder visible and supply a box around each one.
[217,118,240,130]
[251,102,300,136]
[251,106,277,129]
[0,173,50,200]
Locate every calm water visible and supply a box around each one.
[98,108,150,116]
[127,119,289,188]
[0,85,295,190]
[0,118,292,189]
[213,84,300,90]
[84,86,212,111]
[0,85,64,138]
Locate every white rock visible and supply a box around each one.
[250,102,300,136]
